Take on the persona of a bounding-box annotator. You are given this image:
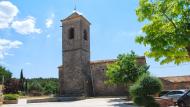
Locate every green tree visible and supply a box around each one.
[0,66,12,83]
[27,78,59,96]
[129,73,163,107]
[106,51,149,85]
[135,0,190,64]
[28,81,44,96]
[19,69,25,91]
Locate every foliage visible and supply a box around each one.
[135,0,190,64]
[129,73,163,107]
[106,51,149,85]
[19,69,25,92]
[0,66,12,83]
[3,78,20,94]
[3,94,19,100]
[28,81,43,92]
[43,81,58,95]
[27,78,59,95]
[28,81,44,96]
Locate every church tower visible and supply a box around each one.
[59,11,92,97]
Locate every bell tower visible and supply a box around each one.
[59,11,92,97]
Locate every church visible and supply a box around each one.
[58,11,146,97]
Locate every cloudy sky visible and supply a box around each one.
[0,0,189,78]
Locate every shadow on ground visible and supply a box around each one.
[108,98,138,107]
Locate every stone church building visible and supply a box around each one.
[58,11,146,97]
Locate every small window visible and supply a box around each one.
[83,30,88,40]
[68,28,74,39]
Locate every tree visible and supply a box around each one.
[106,51,149,86]
[19,69,25,91]
[0,66,12,83]
[28,81,44,96]
[27,78,59,96]
[3,78,20,94]
[135,0,190,64]
[129,73,163,107]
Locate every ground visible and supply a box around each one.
[2,98,138,107]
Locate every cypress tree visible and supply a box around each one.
[19,69,24,91]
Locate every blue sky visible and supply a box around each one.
[0,0,189,78]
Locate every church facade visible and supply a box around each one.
[58,12,146,97]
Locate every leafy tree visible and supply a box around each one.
[106,51,149,86]
[135,0,190,64]
[0,66,12,83]
[44,82,57,95]
[3,78,20,94]
[28,81,43,92]
[129,73,163,107]
[27,78,59,96]
[28,81,44,96]
[24,79,28,94]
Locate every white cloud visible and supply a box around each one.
[11,16,41,35]
[45,13,54,28]
[0,39,22,60]
[0,1,41,35]
[45,19,53,28]
[0,1,19,29]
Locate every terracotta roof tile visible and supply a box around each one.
[160,75,190,83]
[90,56,146,64]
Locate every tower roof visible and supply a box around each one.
[61,11,91,25]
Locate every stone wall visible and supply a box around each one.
[160,79,190,90]
[160,79,173,90]
[90,60,127,96]
[90,57,146,96]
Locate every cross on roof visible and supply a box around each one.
[74,0,77,11]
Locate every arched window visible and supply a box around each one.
[83,30,88,40]
[68,28,74,39]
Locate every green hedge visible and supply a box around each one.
[4,94,19,100]
[129,73,163,107]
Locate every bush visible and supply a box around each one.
[27,78,59,96]
[28,81,43,92]
[28,81,44,96]
[129,73,163,107]
[4,94,19,100]
[139,75,163,95]
[3,78,20,94]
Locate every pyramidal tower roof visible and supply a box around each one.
[61,11,91,25]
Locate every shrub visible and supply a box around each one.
[139,75,163,95]
[4,94,19,100]
[4,78,20,94]
[27,78,59,96]
[28,81,44,96]
[130,73,163,107]
[28,81,43,92]
[133,96,144,105]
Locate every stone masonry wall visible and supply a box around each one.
[160,79,190,90]
[90,57,146,96]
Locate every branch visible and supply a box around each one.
[160,0,178,29]
[162,13,177,29]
